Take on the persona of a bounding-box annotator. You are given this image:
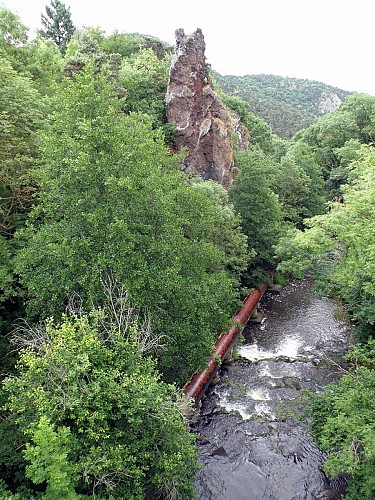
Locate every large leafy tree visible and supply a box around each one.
[273,141,326,225]
[16,65,247,383]
[1,304,198,498]
[39,0,75,54]
[230,147,284,287]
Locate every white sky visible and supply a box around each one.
[3,0,375,95]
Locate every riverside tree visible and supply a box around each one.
[16,65,248,384]
[229,146,284,286]
[306,340,375,500]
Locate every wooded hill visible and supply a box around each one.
[213,72,352,139]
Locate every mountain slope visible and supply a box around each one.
[213,72,352,139]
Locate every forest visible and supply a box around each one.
[0,1,374,498]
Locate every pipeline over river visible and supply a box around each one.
[184,283,268,407]
[195,278,352,500]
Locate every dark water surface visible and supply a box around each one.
[195,279,352,500]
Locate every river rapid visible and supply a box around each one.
[195,279,352,500]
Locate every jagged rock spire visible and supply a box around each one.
[166,29,249,188]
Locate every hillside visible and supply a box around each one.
[213,72,352,139]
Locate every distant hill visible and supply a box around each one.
[212,72,352,139]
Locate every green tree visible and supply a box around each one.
[0,7,28,48]
[2,304,198,498]
[119,48,171,128]
[0,7,30,73]
[16,66,247,383]
[39,0,75,54]
[189,178,249,278]
[100,31,144,58]
[64,29,123,93]
[273,141,325,225]
[340,93,375,143]
[0,7,63,94]
[316,110,360,150]
[327,138,362,195]
[230,147,284,286]
[25,39,63,95]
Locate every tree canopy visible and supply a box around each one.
[16,65,248,384]
[1,303,198,498]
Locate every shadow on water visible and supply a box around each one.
[195,279,352,500]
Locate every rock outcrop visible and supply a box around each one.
[318,91,342,113]
[166,29,249,188]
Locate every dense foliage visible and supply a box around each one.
[214,72,351,139]
[229,147,284,286]
[1,3,375,497]
[307,341,375,499]
[294,94,375,198]
[1,303,198,498]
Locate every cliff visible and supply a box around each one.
[166,29,249,188]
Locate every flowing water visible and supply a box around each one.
[195,279,352,500]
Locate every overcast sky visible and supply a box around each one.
[3,0,375,95]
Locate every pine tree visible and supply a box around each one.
[39,0,75,54]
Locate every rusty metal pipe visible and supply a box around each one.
[183,282,267,407]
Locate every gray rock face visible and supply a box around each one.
[166,29,249,188]
[318,91,342,113]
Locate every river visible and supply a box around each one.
[195,279,352,500]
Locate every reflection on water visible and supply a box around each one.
[196,279,351,500]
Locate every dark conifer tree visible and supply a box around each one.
[39,0,75,54]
